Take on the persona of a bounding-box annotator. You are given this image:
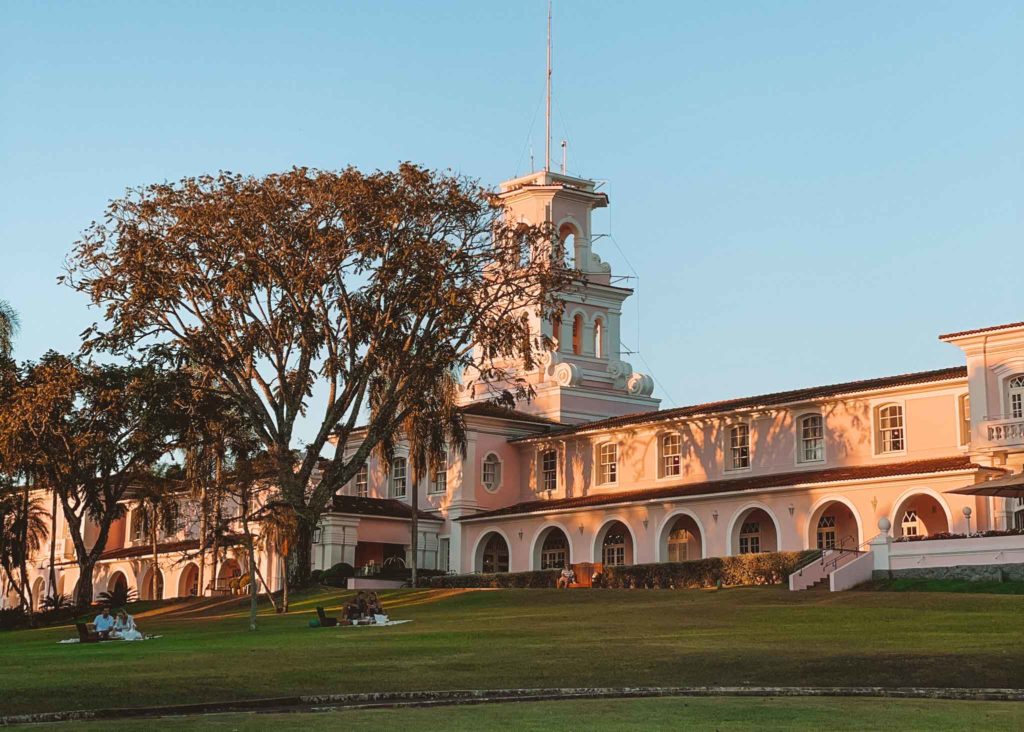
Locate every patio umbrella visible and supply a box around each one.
[947,471,1024,498]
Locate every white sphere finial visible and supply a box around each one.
[962,506,972,517]
[878,517,891,533]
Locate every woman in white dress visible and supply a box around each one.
[113,610,143,641]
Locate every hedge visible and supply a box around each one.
[429,551,814,590]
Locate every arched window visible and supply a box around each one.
[597,443,618,484]
[482,453,502,492]
[540,531,569,569]
[389,457,407,498]
[540,449,558,492]
[739,521,761,554]
[430,453,448,494]
[958,394,971,445]
[602,527,627,566]
[877,404,905,453]
[593,318,604,359]
[1009,375,1024,419]
[551,312,562,351]
[354,463,369,497]
[901,509,920,537]
[660,433,682,478]
[729,424,750,470]
[572,314,583,355]
[1014,497,1023,531]
[131,509,149,543]
[799,414,824,463]
[816,514,837,550]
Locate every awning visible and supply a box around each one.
[947,471,1024,498]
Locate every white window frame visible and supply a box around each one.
[601,528,626,566]
[739,521,761,554]
[727,423,751,472]
[957,393,971,447]
[876,403,906,454]
[816,514,837,550]
[354,463,369,498]
[797,413,825,464]
[597,442,618,485]
[429,453,448,495]
[901,509,920,537]
[659,432,682,479]
[389,457,408,499]
[540,532,569,570]
[667,526,692,562]
[1008,374,1024,419]
[482,453,503,493]
[540,449,558,492]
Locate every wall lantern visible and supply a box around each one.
[518,529,524,541]
[711,510,719,523]
[788,503,795,517]
[578,524,585,535]
[642,518,649,530]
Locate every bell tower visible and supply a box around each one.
[457,169,659,425]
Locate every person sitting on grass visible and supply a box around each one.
[112,610,143,641]
[557,563,576,589]
[344,591,369,622]
[93,606,116,639]
[366,592,384,617]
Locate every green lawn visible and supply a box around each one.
[11,698,1024,731]
[866,578,1024,594]
[1,586,1022,719]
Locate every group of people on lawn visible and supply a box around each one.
[343,591,386,622]
[92,606,143,641]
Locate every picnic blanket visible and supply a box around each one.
[340,620,411,628]
[58,635,162,644]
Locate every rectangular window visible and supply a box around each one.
[878,405,905,453]
[598,443,618,484]
[541,449,558,492]
[959,394,971,445]
[429,454,447,494]
[661,434,682,477]
[739,521,760,554]
[800,415,824,463]
[389,458,407,498]
[729,424,750,470]
[354,463,369,497]
[438,538,450,572]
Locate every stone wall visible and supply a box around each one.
[872,562,1024,582]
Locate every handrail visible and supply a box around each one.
[821,533,879,573]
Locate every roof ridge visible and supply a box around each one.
[511,364,967,442]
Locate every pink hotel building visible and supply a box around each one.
[325,169,1024,580]
[7,168,1024,608]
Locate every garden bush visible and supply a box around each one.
[431,551,812,590]
[430,569,561,588]
[321,562,355,587]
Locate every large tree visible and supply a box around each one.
[0,300,18,358]
[67,164,569,585]
[0,354,182,607]
[0,480,49,613]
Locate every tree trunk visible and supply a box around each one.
[281,553,289,613]
[75,558,95,608]
[286,520,312,590]
[241,508,258,631]
[19,482,33,618]
[410,482,419,589]
[48,486,57,601]
[197,480,207,597]
[150,506,160,600]
[210,455,222,594]
[252,559,279,613]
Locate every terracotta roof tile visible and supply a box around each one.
[330,494,440,521]
[459,456,983,521]
[460,402,560,425]
[510,365,967,443]
[939,321,1024,340]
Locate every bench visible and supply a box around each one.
[76,622,101,643]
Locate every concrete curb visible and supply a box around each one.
[3,686,1023,726]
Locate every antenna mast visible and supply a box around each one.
[545,0,552,172]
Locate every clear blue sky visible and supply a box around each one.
[2,2,1021,422]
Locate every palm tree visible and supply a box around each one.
[0,300,19,358]
[0,480,49,612]
[259,499,298,613]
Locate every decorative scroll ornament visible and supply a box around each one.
[607,359,633,390]
[553,362,581,387]
[627,372,655,397]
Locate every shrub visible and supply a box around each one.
[309,569,324,585]
[0,607,27,631]
[431,551,811,590]
[321,562,355,587]
[430,570,561,589]
[41,593,74,612]
[97,585,137,608]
